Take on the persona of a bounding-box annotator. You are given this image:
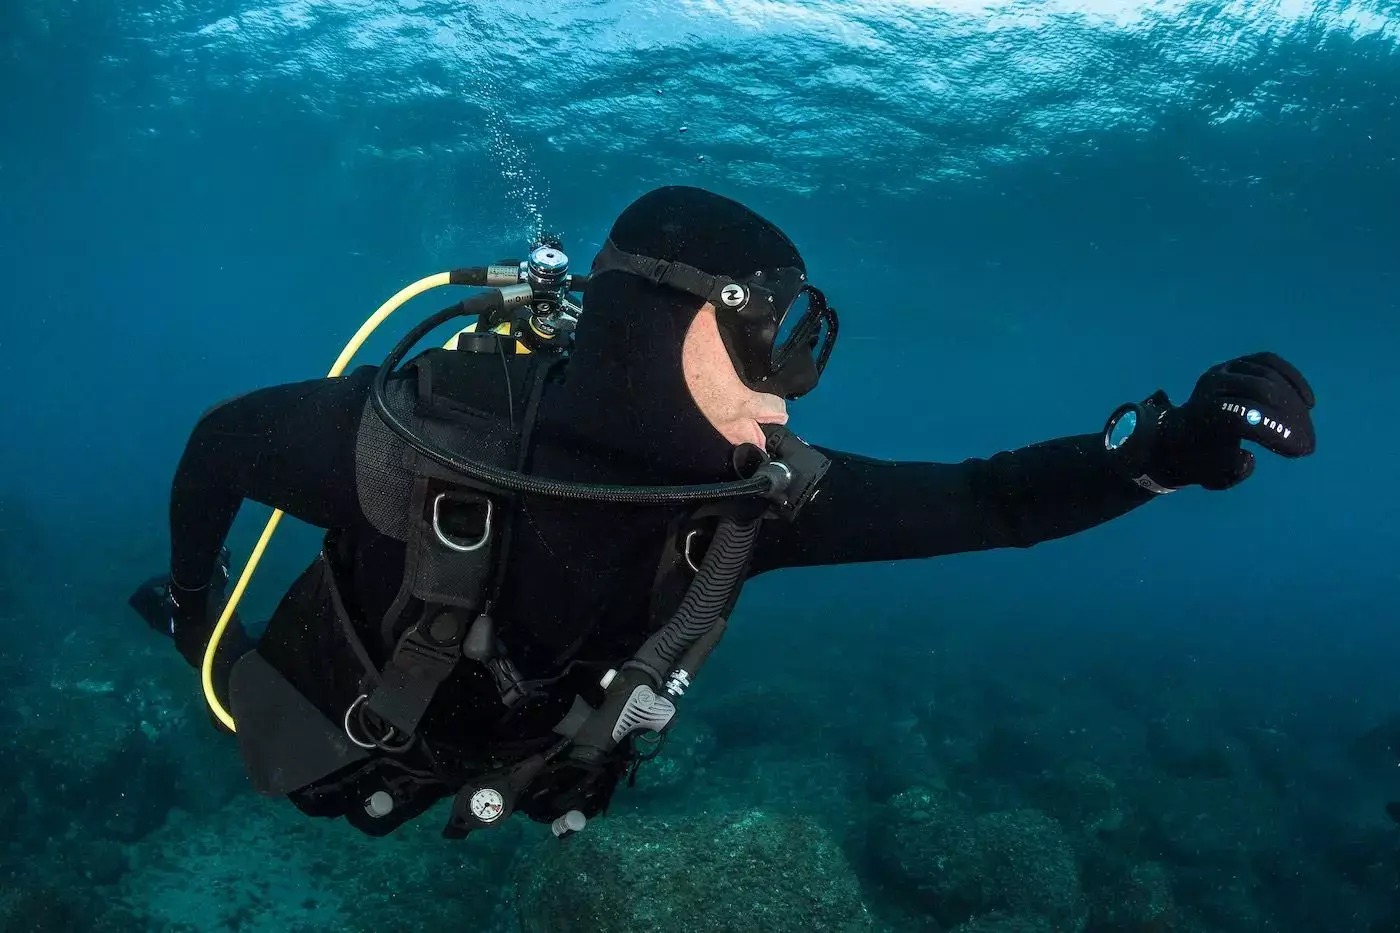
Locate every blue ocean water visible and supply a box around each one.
[2,1,1399,930]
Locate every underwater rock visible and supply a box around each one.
[858,714,954,805]
[1085,860,1174,932]
[89,732,183,842]
[0,878,140,933]
[7,626,207,846]
[701,746,863,822]
[952,913,1053,933]
[517,808,874,933]
[974,808,1086,931]
[1171,868,1267,931]
[4,611,251,884]
[0,879,80,932]
[879,789,1085,931]
[120,797,520,932]
[938,673,1148,816]
[879,786,985,926]
[9,724,174,847]
[1139,776,1283,869]
[1316,819,1400,892]
[1025,765,1124,840]
[1252,844,1379,933]
[75,837,132,887]
[118,806,361,931]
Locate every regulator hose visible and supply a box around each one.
[371,292,786,505]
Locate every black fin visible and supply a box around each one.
[128,574,172,633]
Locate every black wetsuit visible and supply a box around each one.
[170,351,1153,752]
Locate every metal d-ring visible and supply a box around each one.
[344,694,415,753]
[432,493,492,553]
[683,530,702,573]
[344,695,379,750]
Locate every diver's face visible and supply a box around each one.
[681,302,788,448]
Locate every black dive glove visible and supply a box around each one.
[128,547,234,668]
[1104,351,1316,493]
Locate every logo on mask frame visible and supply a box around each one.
[720,284,747,308]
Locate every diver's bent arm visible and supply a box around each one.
[168,367,375,588]
[749,433,1154,572]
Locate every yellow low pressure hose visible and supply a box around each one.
[201,272,453,731]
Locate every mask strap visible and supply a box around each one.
[591,240,727,306]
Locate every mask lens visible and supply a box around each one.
[773,288,811,356]
[770,286,836,372]
[810,308,835,371]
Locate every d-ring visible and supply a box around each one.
[433,494,492,552]
[683,530,703,573]
[344,694,415,753]
[344,695,379,749]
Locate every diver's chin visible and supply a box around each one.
[717,410,789,449]
[745,413,789,448]
[736,420,767,449]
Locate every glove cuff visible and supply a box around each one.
[169,547,233,667]
[171,546,232,595]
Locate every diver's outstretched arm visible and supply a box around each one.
[751,351,1316,573]
[749,433,1152,572]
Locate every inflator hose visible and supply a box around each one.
[566,515,760,765]
[630,517,760,677]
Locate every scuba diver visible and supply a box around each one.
[130,185,1317,841]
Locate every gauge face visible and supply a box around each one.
[470,788,505,823]
[1106,408,1138,450]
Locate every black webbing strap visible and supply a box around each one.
[321,545,380,687]
[591,239,723,304]
[483,355,557,616]
[366,606,473,736]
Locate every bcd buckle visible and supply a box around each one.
[363,608,472,738]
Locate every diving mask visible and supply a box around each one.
[589,239,839,399]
